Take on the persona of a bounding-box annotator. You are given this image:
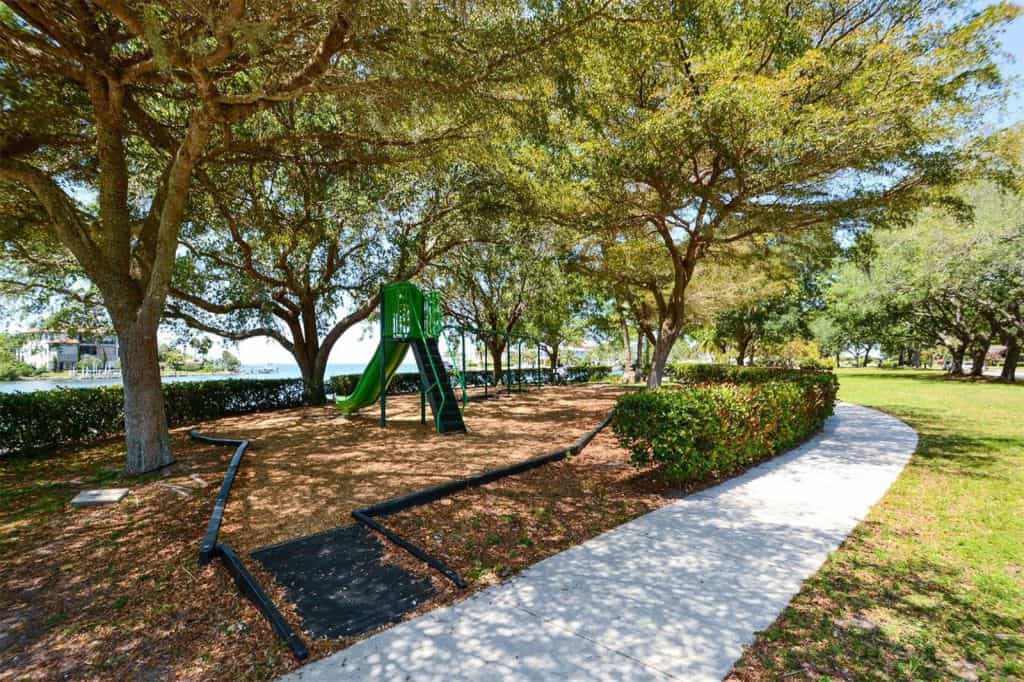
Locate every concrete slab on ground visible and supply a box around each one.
[280,402,917,682]
[70,488,129,507]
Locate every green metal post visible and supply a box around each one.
[419,293,426,424]
[483,339,488,398]
[379,286,386,428]
[517,340,523,393]
[461,328,467,407]
[505,334,511,395]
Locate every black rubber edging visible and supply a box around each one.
[190,430,308,661]
[214,543,309,660]
[352,407,617,588]
[190,430,249,566]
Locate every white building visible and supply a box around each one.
[16,331,120,372]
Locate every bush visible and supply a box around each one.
[756,338,829,370]
[327,365,613,396]
[666,362,834,385]
[0,378,305,456]
[614,367,837,482]
[0,359,37,381]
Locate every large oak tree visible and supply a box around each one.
[552,0,1018,386]
[0,1,602,472]
[166,159,515,403]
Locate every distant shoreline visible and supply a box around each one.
[0,362,419,394]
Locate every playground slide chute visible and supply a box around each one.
[335,341,409,414]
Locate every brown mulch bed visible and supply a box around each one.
[384,427,671,592]
[1,384,663,681]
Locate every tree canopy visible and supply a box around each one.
[0,0,601,471]
[0,0,1021,474]
[819,176,1024,377]
[546,0,1019,385]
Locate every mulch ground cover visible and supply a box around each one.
[2,384,682,681]
[384,427,670,591]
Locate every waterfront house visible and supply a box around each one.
[16,331,119,372]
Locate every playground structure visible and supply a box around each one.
[336,281,557,433]
[184,283,610,660]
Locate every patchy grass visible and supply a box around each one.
[0,430,297,681]
[729,369,1024,681]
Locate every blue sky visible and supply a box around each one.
[984,3,1024,128]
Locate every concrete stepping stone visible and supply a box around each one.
[70,488,129,507]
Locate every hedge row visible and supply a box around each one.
[614,368,837,482]
[0,379,305,456]
[328,365,612,397]
[666,363,836,386]
[2,364,616,457]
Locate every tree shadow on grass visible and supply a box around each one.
[843,369,1024,388]
[847,404,1013,480]
[736,526,1023,680]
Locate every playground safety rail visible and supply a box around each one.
[352,407,618,588]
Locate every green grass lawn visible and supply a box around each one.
[731,368,1024,681]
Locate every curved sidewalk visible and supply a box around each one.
[282,403,918,681]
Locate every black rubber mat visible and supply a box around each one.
[251,524,435,639]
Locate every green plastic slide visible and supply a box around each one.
[335,341,410,414]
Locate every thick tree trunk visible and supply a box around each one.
[635,330,644,376]
[290,343,328,406]
[647,325,681,388]
[487,340,505,386]
[735,336,749,367]
[950,345,966,375]
[969,345,987,377]
[118,321,173,474]
[619,322,636,383]
[862,345,872,367]
[548,346,560,370]
[622,321,633,367]
[301,363,328,405]
[1001,337,1019,382]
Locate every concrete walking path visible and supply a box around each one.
[281,402,918,681]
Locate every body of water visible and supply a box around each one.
[0,362,418,394]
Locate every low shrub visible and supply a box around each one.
[161,379,305,424]
[666,363,835,386]
[327,365,612,396]
[614,368,837,482]
[4,363,616,458]
[0,359,38,381]
[0,378,305,456]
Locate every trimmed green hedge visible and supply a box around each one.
[614,367,838,482]
[0,379,305,456]
[3,364,617,458]
[327,365,612,397]
[666,362,834,385]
